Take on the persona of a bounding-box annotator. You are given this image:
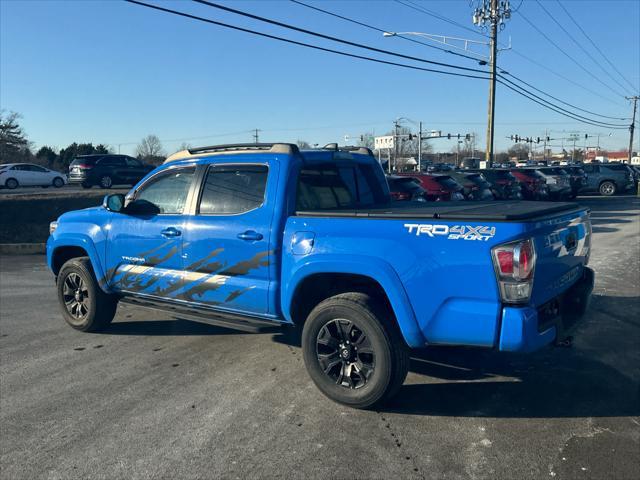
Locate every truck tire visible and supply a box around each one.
[302,292,409,409]
[599,181,616,196]
[57,257,117,332]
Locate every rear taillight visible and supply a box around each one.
[75,164,93,169]
[492,238,536,304]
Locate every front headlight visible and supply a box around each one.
[49,221,58,234]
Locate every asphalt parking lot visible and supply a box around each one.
[1,196,638,480]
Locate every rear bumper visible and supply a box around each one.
[498,267,594,352]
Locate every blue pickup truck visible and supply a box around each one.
[47,143,594,408]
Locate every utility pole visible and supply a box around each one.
[473,0,512,168]
[252,129,261,144]
[418,121,423,171]
[626,96,639,163]
[393,119,400,173]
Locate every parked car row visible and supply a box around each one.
[387,163,637,203]
[0,154,155,190]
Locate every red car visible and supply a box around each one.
[397,173,465,201]
[386,176,428,202]
[510,169,549,200]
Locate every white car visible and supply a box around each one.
[0,163,68,189]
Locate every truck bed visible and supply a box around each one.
[296,200,583,222]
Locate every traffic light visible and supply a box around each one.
[447,133,451,139]
[536,137,540,143]
[360,135,364,142]
[408,134,413,140]
[515,135,519,142]
[465,134,471,140]
[457,134,461,139]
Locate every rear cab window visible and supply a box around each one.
[296,162,389,210]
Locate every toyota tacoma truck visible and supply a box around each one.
[47,143,594,408]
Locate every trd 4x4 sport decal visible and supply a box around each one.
[404,223,496,241]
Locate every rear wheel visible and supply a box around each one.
[99,175,113,189]
[53,177,64,188]
[81,182,92,189]
[57,257,117,332]
[599,181,616,196]
[302,292,409,409]
[5,178,18,189]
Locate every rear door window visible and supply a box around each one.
[198,165,268,215]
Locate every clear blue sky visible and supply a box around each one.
[1,0,639,156]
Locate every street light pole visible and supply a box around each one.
[418,121,423,171]
[485,1,498,168]
[626,96,639,163]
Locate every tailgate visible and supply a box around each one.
[525,208,591,306]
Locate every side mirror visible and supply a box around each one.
[103,194,125,212]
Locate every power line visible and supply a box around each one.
[499,72,629,120]
[290,0,628,121]
[534,0,633,96]
[125,0,488,80]
[508,49,623,107]
[394,0,487,38]
[391,0,625,106]
[556,0,638,94]
[125,0,628,129]
[289,0,482,63]
[516,9,627,99]
[193,0,488,75]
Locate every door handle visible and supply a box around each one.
[161,227,181,238]
[237,230,263,241]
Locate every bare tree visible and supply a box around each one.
[136,135,165,164]
[0,110,32,163]
[507,143,530,161]
[296,140,311,149]
[357,132,375,150]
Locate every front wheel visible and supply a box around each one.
[5,178,18,189]
[302,292,409,409]
[599,181,616,196]
[57,257,117,332]
[53,177,64,188]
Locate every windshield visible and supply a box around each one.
[433,176,460,190]
[389,178,423,193]
[70,157,98,166]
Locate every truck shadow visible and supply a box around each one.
[381,294,639,418]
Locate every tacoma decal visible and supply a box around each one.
[404,224,496,241]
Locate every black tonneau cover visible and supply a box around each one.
[296,201,583,222]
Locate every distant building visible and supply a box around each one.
[585,150,633,163]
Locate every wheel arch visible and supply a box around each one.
[49,235,111,293]
[283,256,425,348]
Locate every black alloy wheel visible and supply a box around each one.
[316,318,375,389]
[62,272,90,323]
[100,175,113,189]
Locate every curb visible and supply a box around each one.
[0,243,46,255]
